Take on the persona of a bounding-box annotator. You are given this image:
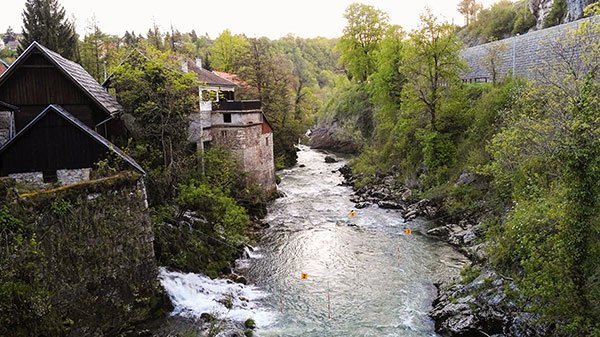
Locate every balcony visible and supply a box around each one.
[212,100,261,112]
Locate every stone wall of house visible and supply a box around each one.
[0,110,15,147]
[0,172,168,336]
[56,168,91,185]
[188,111,213,144]
[8,171,44,185]
[461,16,598,82]
[212,125,276,191]
[212,110,263,125]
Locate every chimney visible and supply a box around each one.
[195,58,202,69]
[181,60,188,73]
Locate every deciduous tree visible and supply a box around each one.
[337,3,389,82]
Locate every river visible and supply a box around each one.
[160,145,466,336]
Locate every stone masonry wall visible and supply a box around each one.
[212,125,276,191]
[0,110,15,147]
[0,172,168,336]
[57,168,91,185]
[461,16,599,82]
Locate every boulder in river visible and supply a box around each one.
[377,200,404,210]
[324,155,338,163]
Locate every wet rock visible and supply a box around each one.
[427,226,451,238]
[355,202,370,209]
[378,200,404,210]
[456,171,477,185]
[324,155,338,163]
[299,164,306,168]
[401,189,412,201]
[200,313,216,322]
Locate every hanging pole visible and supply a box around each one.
[327,280,331,319]
[198,86,205,175]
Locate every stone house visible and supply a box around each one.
[185,60,276,191]
[0,42,140,185]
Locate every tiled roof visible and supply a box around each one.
[187,60,237,87]
[0,42,122,115]
[0,104,144,174]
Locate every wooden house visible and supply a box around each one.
[0,104,143,185]
[0,42,127,142]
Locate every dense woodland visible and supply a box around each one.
[0,0,599,335]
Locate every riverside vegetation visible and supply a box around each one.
[319,3,599,336]
[0,0,598,336]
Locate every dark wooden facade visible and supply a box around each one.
[0,105,142,177]
[0,43,126,141]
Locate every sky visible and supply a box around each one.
[2,0,499,39]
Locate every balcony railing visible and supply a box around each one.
[200,101,212,112]
[212,100,261,111]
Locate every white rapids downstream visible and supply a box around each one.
[160,145,467,336]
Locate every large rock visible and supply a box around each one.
[309,122,361,154]
[432,269,549,336]
[530,0,595,28]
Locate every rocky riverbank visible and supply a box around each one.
[335,163,547,337]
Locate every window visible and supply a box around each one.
[223,113,232,123]
[266,137,269,146]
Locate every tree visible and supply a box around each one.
[481,42,507,84]
[110,45,199,202]
[402,10,465,131]
[19,0,79,60]
[3,27,17,44]
[80,17,110,81]
[337,3,389,82]
[457,0,483,26]
[209,29,249,72]
[146,22,163,50]
[487,22,600,335]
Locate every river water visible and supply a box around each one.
[160,145,466,336]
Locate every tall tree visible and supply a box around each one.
[209,29,249,72]
[337,3,389,82]
[457,0,483,26]
[3,27,17,44]
[80,17,109,81]
[402,10,465,131]
[19,0,79,60]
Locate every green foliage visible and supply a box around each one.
[209,29,250,72]
[485,23,600,335]
[459,0,536,45]
[544,0,567,28]
[418,130,456,187]
[177,183,249,244]
[19,0,79,60]
[49,199,72,216]
[154,181,249,277]
[337,3,389,81]
[402,10,466,132]
[110,45,199,204]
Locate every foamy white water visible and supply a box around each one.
[158,267,276,328]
